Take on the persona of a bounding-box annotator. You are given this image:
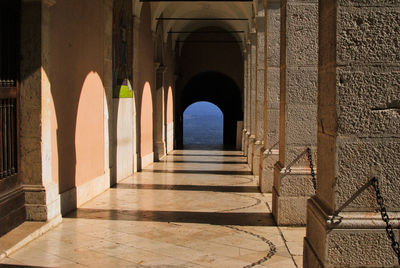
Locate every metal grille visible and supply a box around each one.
[0,1,20,180]
[0,98,17,179]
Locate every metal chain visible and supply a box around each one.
[306,148,317,190]
[371,177,400,265]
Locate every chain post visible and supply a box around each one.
[372,177,400,265]
[306,147,317,191]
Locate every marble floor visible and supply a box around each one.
[1,150,305,268]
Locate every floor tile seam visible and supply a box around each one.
[206,239,272,253]
[127,228,268,264]
[0,216,63,262]
[113,241,230,267]
[0,257,25,265]
[222,226,277,268]
[85,245,174,265]
[12,245,83,266]
[264,199,299,268]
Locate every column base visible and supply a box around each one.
[141,152,154,169]
[154,141,166,161]
[259,148,279,193]
[252,140,263,176]
[247,135,255,169]
[272,161,315,225]
[242,129,248,156]
[304,196,400,267]
[60,170,110,215]
[166,122,174,154]
[244,131,250,157]
[24,182,61,221]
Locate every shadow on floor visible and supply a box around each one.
[143,169,252,176]
[113,184,260,193]
[166,160,247,164]
[0,265,47,268]
[66,209,275,226]
[170,154,243,157]
[182,144,237,151]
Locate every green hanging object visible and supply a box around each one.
[115,79,133,98]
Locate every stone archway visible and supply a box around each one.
[140,82,153,168]
[176,72,243,148]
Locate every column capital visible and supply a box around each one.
[249,31,257,45]
[22,0,56,7]
[133,16,141,30]
[256,16,265,32]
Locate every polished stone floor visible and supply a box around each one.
[1,150,305,267]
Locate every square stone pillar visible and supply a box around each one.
[260,0,280,193]
[154,66,166,161]
[304,1,400,267]
[20,0,61,221]
[242,49,249,156]
[272,0,318,225]
[247,32,257,169]
[132,16,140,172]
[253,15,265,177]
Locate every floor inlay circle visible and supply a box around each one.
[224,225,277,268]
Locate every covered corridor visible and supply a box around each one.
[0,0,399,267]
[1,150,304,267]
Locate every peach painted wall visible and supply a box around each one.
[167,86,173,123]
[138,3,154,158]
[75,73,105,187]
[140,83,153,156]
[50,0,105,192]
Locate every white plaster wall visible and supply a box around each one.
[114,98,134,181]
[166,122,174,153]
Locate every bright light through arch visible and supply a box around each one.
[183,101,223,148]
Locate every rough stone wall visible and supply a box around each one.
[20,0,61,221]
[273,0,318,225]
[260,0,280,193]
[304,0,400,266]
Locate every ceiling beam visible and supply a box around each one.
[156,17,248,21]
[176,40,242,43]
[142,0,252,2]
[169,30,245,34]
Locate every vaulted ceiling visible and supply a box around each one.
[133,0,261,49]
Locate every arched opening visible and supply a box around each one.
[166,86,174,153]
[75,72,105,188]
[140,82,153,167]
[176,71,243,149]
[183,101,223,149]
[174,26,243,150]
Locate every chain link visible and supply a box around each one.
[372,177,400,265]
[306,148,317,190]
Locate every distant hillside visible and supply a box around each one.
[184,101,223,116]
[183,102,223,146]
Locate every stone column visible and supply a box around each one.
[242,49,248,156]
[154,65,166,161]
[132,16,140,172]
[272,0,318,225]
[104,0,113,183]
[304,1,400,267]
[244,44,252,157]
[253,15,265,177]
[20,0,61,221]
[247,32,257,169]
[260,0,280,193]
